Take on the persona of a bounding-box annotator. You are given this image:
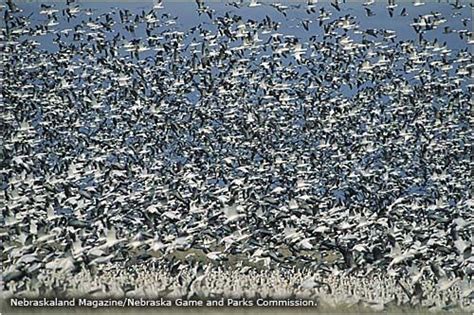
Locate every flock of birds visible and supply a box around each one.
[1,0,473,312]
[5,261,474,312]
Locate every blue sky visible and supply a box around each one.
[15,0,472,53]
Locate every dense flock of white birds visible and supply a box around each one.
[1,0,473,312]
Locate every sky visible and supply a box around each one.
[11,0,472,53]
